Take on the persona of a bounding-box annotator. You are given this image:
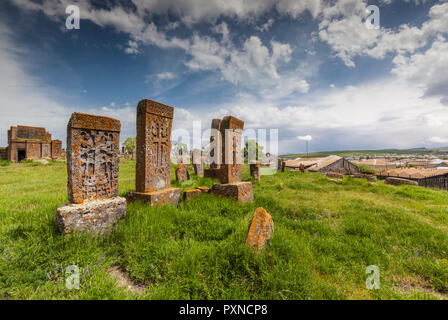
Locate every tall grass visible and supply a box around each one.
[0,160,447,299]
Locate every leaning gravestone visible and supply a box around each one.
[126,99,181,206]
[55,113,126,234]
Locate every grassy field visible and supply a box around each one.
[1,159,448,300]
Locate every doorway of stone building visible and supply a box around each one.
[17,150,26,162]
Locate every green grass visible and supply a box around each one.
[1,160,448,300]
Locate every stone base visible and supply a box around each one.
[385,177,418,186]
[183,189,202,201]
[126,188,181,206]
[183,186,211,201]
[210,182,254,203]
[55,197,127,235]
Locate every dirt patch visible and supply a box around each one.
[108,265,146,295]
[392,275,447,300]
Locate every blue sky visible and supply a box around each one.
[0,0,447,154]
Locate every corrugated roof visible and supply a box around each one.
[284,158,322,168]
[352,159,392,166]
[308,156,342,171]
[379,168,448,179]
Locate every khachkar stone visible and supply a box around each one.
[126,99,181,206]
[209,115,254,203]
[250,161,260,182]
[192,149,204,177]
[175,163,190,182]
[204,119,222,179]
[246,207,274,252]
[55,113,126,234]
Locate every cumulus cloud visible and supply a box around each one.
[319,1,448,67]
[391,36,448,105]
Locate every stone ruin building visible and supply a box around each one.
[0,125,62,162]
[55,113,126,234]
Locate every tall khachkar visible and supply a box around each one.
[218,116,244,184]
[55,113,127,234]
[206,115,254,203]
[127,99,181,206]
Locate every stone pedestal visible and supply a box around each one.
[210,182,254,203]
[55,197,127,235]
[126,188,181,206]
[183,186,210,201]
[183,189,201,201]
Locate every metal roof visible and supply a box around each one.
[379,168,448,179]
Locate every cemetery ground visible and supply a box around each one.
[1,159,448,300]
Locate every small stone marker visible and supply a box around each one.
[176,163,190,182]
[246,207,274,251]
[183,189,201,201]
[55,113,126,234]
[183,186,210,201]
[250,161,260,182]
[211,182,254,203]
[126,99,181,206]
[277,157,283,171]
[385,177,418,186]
[192,149,204,177]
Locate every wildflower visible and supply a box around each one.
[84,266,88,274]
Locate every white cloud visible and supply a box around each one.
[124,40,141,55]
[319,1,448,67]
[157,72,176,80]
[428,136,448,144]
[298,135,313,141]
[391,36,448,104]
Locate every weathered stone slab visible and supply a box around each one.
[250,162,260,182]
[246,207,274,251]
[58,112,125,235]
[326,172,344,179]
[183,189,201,201]
[67,113,120,204]
[175,163,190,182]
[127,188,181,206]
[192,149,204,177]
[196,186,210,193]
[128,99,180,205]
[204,116,244,184]
[55,197,126,234]
[385,177,419,186]
[135,99,174,193]
[218,116,244,184]
[364,174,377,182]
[210,182,254,203]
[51,140,62,159]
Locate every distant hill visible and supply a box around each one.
[282,147,448,159]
